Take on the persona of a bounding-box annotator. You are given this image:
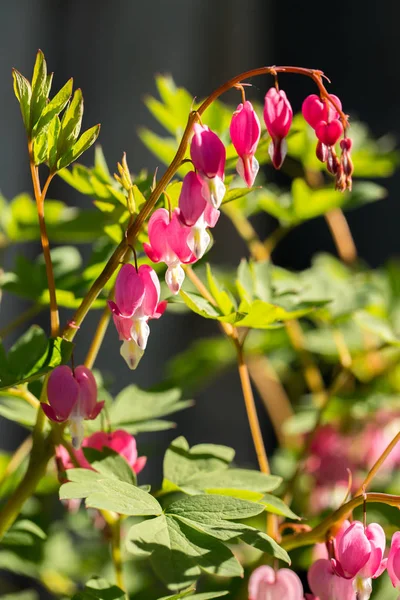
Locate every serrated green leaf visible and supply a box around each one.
[60,471,162,516]
[239,529,290,563]
[260,493,300,519]
[179,291,222,319]
[12,69,31,131]
[57,88,83,156]
[57,124,100,171]
[160,591,228,600]
[30,50,48,127]
[206,264,235,315]
[33,78,73,136]
[167,494,265,523]
[127,514,242,590]
[72,577,125,600]
[185,469,282,493]
[82,447,136,485]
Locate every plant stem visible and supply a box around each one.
[0,304,42,338]
[281,492,400,551]
[28,145,58,337]
[84,304,112,369]
[235,341,270,474]
[355,430,400,496]
[1,386,40,409]
[0,435,32,490]
[62,64,347,342]
[111,517,126,593]
[325,207,357,264]
[0,432,54,540]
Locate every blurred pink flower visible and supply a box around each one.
[248,565,304,600]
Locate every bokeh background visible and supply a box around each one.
[0,0,399,588]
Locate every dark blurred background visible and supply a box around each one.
[0,0,398,472]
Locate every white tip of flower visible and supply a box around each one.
[165,263,185,295]
[131,318,150,350]
[236,156,259,188]
[69,418,85,449]
[207,176,226,209]
[188,224,210,260]
[120,340,144,370]
[353,576,372,600]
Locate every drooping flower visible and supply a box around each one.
[388,531,400,589]
[263,87,293,169]
[190,123,226,209]
[178,171,220,259]
[230,100,261,187]
[302,94,342,129]
[43,365,104,449]
[143,208,197,294]
[248,565,304,600]
[308,559,356,600]
[332,521,387,580]
[315,120,343,147]
[109,263,167,369]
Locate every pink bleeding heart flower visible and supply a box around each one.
[143,208,196,295]
[230,100,261,187]
[190,123,226,209]
[178,171,220,259]
[109,263,167,369]
[263,87,293,169]
[57,429,146,475]
[248,565,304,600]
[388,531,400,589]
[308,559,356,600]
[43,365,104,449]
[332,521,387,580]
[315,120,343,147]
[302,94,342,129]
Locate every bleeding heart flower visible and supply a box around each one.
[248,565,304,600]
[263,87,293,169]
[43,365,104,449]
[308,559,356,600]
[388,531,400,589]
[302,94,342,129]
[332,521,387,580]
[315,120,343,147]
[190,123,226,208]
[230,100,261,187]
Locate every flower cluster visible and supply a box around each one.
[302,94,353,191]
[249,522,400,599]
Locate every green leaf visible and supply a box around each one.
[47,115,61,170]
[127,514,242,590]
[33,78,73,136]
[354,310,400,345]
[30,50,48,127]
[0,396,37,427]
[107,385,192,434]
[206,264,235,315]
[72,578,125,600]
[239,529,290,563]
[260,493,300,519]
[12,69,31,131]
[166,494,265,523]
[179,291,222,319]
[163,437,234,491]
[57,88,83,155]
[57,124,101,171]
[185,469,282,494]
[82,447,136,485]
[159,592,228,600]
[2,519,46,547]
[0,326,74,389]
[60,470,162,516]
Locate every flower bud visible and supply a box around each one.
[315,120,343,147]
[263,88,293,170]
[230,100,261,187]
[302,94,342,129]
[190,123,226,209]
[316,140,328,163]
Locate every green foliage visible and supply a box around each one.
[105,385,193,434]
[72,578,125,600]
[12,50,99,171]
[0,326,73,389]
[159,591,228,600]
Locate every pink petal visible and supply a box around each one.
[133,455,147,474]
[359,523,386,578]
[137,265,161,318]
[178,171,207,227]
[236,154,259,187]
[309,559,356,600]
[190,123,226,179]
[88,401,104,420]
[337,521,371,577]
[167,209,196,263]
[275,568,304,599]
[154,300,168,319]
[112,314,134,341]
[146,208,171,261]
[143,242,161,263]
[41,402,66,422]
[114,264,145,317]
[249,565,275,599]
[47,365,79,421]
[74,366,98,419]
[204,203,220,228]
[388,531,400,588]
[315,120,343,147]
[230,101,261,157]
